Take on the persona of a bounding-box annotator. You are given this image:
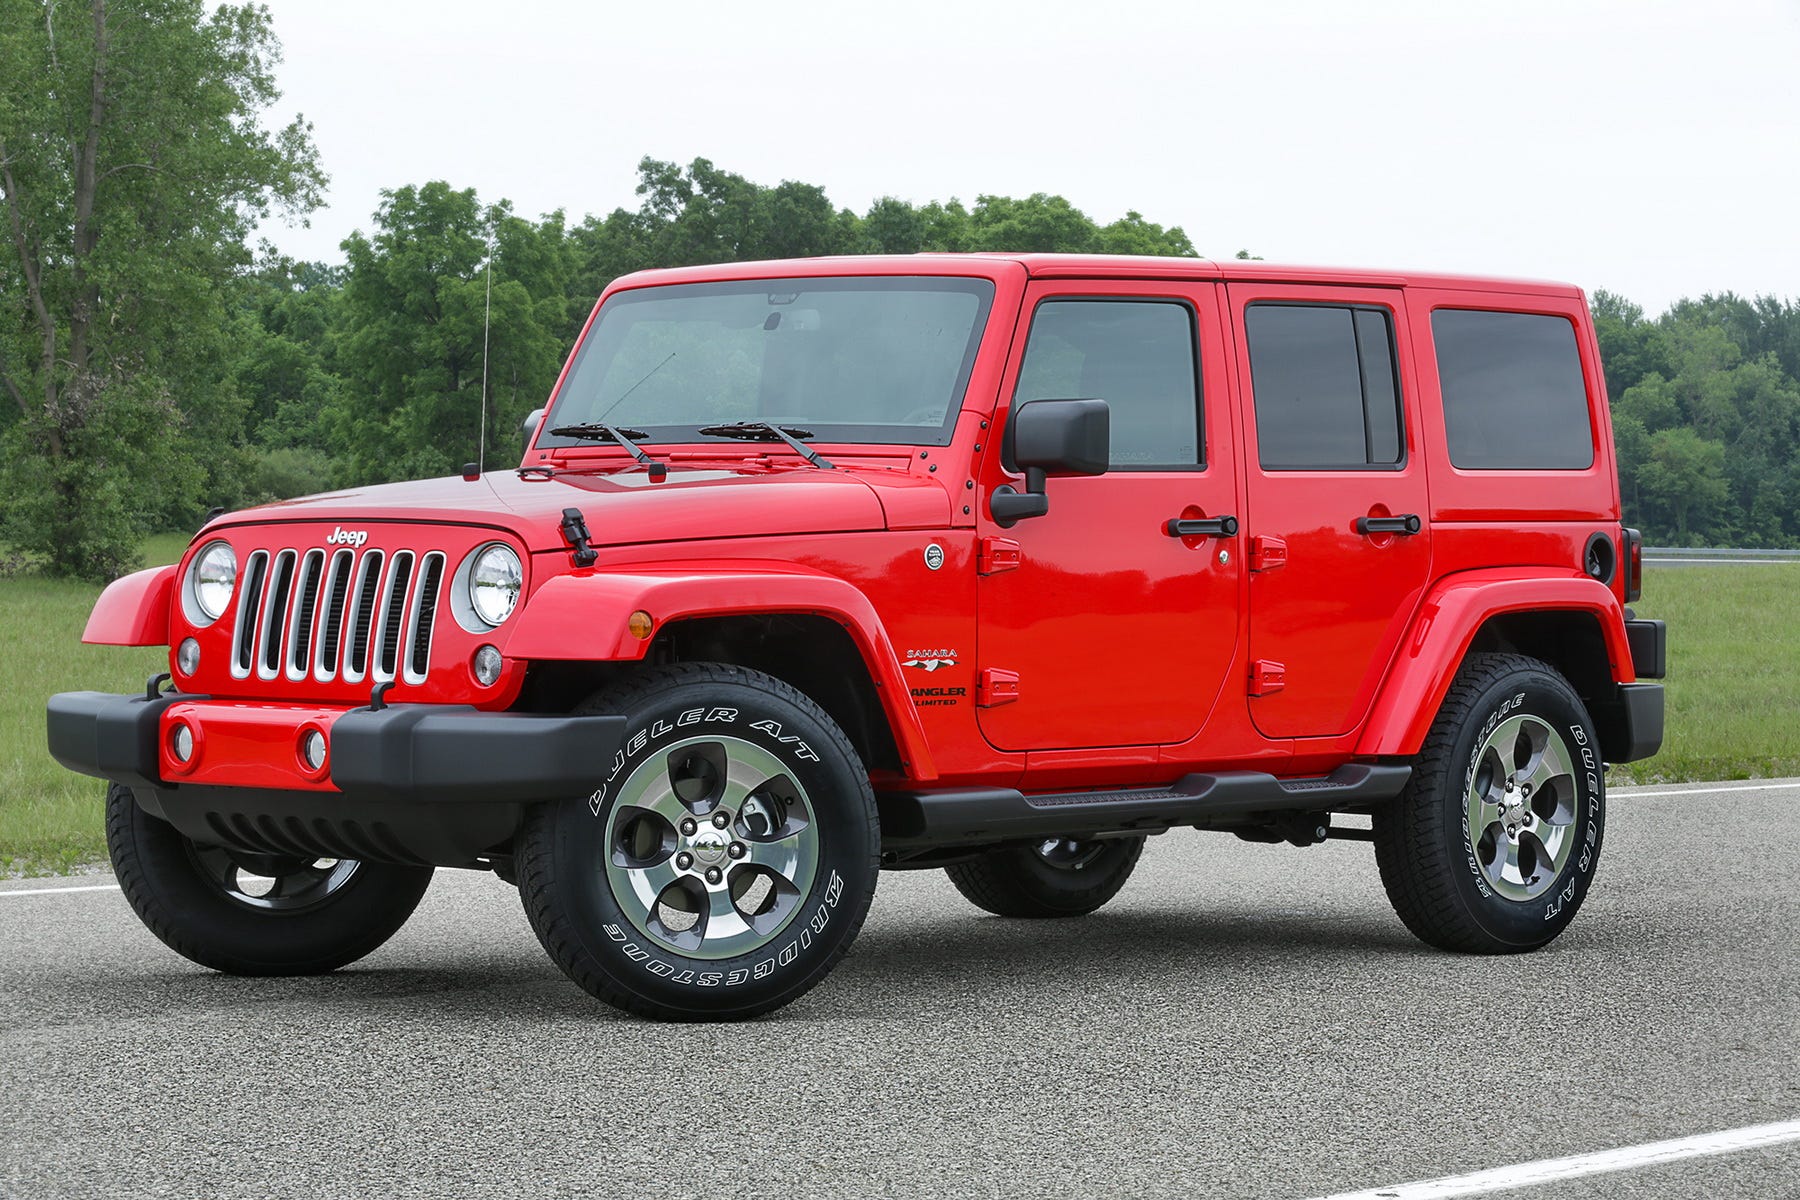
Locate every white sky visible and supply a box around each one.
[255,0,1800,316]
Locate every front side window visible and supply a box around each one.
[1432,309,1594,470]
[541,277,994,446]
[1245,304,1403,469]
[1014,300,1201,467]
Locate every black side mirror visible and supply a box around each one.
[991,398,1110,527]
[522,408,546,441]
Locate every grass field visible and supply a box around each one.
[1,533,187,874]
[1,552,1793,873]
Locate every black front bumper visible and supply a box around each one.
[47,691,625,867]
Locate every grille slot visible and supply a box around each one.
[232,552,269,677]
[258,551,297,679]
[314,549,355,680]
[345,550,386,683]
[287,550,325,680]
[406,553,445,684]
[374,552,415,683]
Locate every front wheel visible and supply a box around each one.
[946,835,1145,918]
[106,784,434,975]
[516,664,880,1020]
[1374,652,1605,953]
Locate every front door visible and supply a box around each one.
[1227,283,1433,740]
[976,280,1241,752]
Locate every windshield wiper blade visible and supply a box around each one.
[695,421,835,469]
[548,422,669,479]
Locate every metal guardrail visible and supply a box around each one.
[1644,547,1800,560]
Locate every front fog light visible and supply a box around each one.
[171,723,194,763]
[301,729,327,772]
[176,638,201,675]
[472,644,503,687]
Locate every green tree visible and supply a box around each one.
[0,0,323,579]
[1637,427,1729,542]
[331,183,573,482]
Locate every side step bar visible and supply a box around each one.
[877,764,1410,851]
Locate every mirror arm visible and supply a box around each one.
[989,467,1051,528]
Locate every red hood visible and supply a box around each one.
[211,460,951,551]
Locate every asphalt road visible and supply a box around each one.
[4,781,1799,1200]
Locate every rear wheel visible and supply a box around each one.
[516,663,880,1020]
[1374,653,1605,953]
[946,835,1145,918]
[106,783,434,975]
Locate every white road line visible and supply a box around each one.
[1647,558,1797,565]
[1614,780,1800,798]
[0,883,120,898]
[1311,1118,1800,1199]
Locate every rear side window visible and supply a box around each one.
[1014,300,1201,467]
[1432,310,1593,470]
[1245,304,1402,469]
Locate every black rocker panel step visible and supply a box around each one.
[876,764,1410,850]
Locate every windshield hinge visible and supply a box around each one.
[560,507,598,568]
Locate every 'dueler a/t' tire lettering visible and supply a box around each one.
[1374,652,1605,953]
[516,663,880,1020]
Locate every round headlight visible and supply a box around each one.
[469,544,522,627]
[191,541,237,622]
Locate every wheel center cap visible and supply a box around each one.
[690,831,728,866]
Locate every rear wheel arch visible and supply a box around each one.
[1357,574,1633,760]
[1468,610,1615,711]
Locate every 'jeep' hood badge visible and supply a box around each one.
[325,526,370,548]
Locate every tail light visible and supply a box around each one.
[1622,527,1643,601]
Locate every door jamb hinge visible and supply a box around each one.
[977,667,1021,707]
[978,536,1022,576]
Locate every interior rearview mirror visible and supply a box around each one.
[991,398,1110,527]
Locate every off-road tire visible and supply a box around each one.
[1374,652,1605,953]
[516,663,880,1021]
[946,836,1145,918]
[106,783,434,975]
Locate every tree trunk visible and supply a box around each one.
[67,0,110,382]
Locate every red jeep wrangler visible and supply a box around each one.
[49,255,1665,1020]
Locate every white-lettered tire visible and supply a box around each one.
[1374,652,1605,953]
[106,783,434,975]
[945,836,1144,917]
[515,663,880,1020]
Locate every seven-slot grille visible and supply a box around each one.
[230,546,447,685]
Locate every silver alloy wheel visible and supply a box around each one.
[185,844,362,912]
[1465,713,1581,901]
[604,734,820,960]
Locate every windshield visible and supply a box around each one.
[539,276,995,448]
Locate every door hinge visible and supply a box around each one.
[1250,535,1288,573]
[1249,659,1287,697]
[978,536,1022,575]
[977,667,1021,707]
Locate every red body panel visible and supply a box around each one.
[1225,282,1434,740]
[160,701,344,791]
[105,254,1636,803]
[83,565,176,646]
[974,277,1244,752]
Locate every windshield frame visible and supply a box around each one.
[536,275,998,451]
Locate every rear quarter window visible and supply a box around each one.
[1432,309,1594,470]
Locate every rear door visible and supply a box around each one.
[976,279,1241,751]
[1227,283,1433,739]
